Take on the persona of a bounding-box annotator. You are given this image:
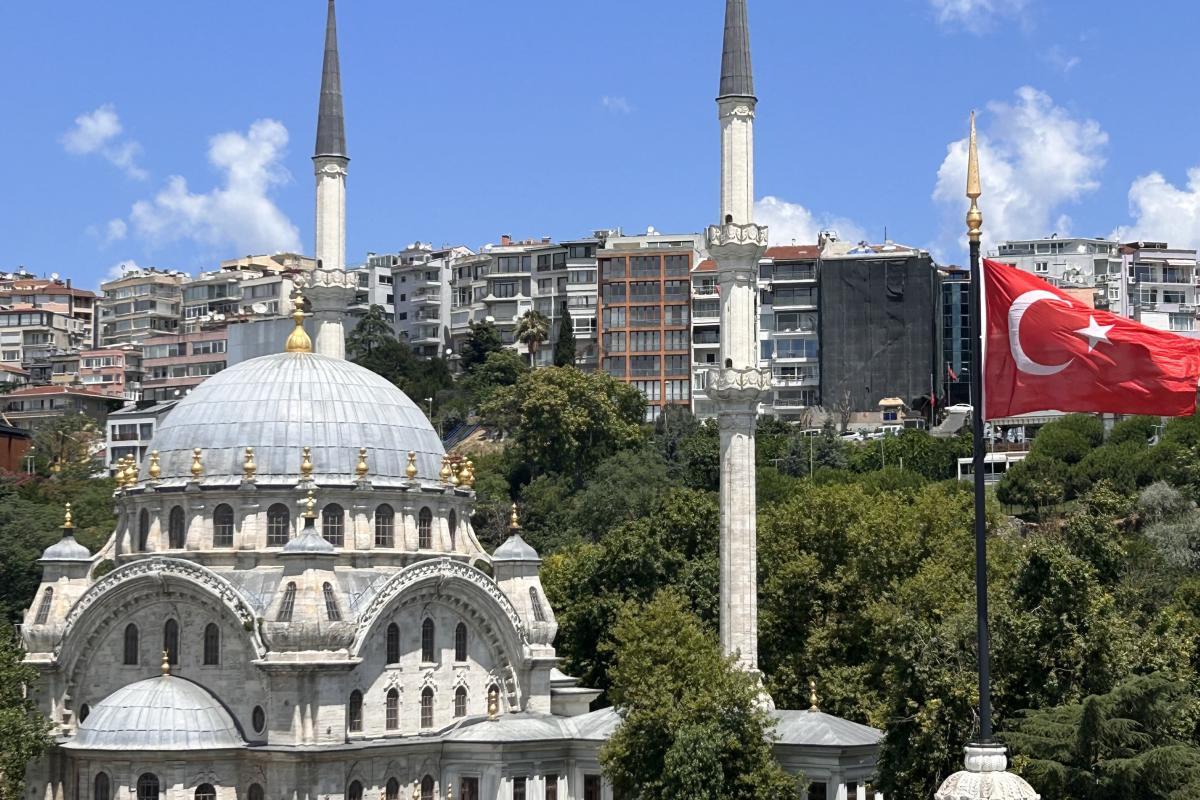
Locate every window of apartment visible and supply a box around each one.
[1165,267,1187,283]
[569,244,596,259]
[775,312,817,333]
[1163,290,1187,304]
[774,286,817,306]
[630,331,659,352]
[776,339,819,359]
[1139,288,1159,305]
[631,256,660,278]
[665,255,690,276]
[492,281,518,299]
[630,307,660,327]
[1171,314,1195,332]
[537,254,552,271]
[573,316,597,335]
[603,356,626,377]
[633,380,661,400]
[187,362,224,378]
[1032,261,1049,273]
[602,283,627,302]
[537,278,553,292]
[1108,286,1121,301]
[191,339,226,356]
[664,305,688,326]
[602,307,626,327]
[665,329,689,351]
[629,282,661,302]
[630,356,660,377]
[568,269,596,285]
[553,252,566,269]
[1135,266,1154,283]
[601,258,626,280]
[665,355,688,376]
[495,256,523,273]
[603,332,626,353]
[665,379,690,401]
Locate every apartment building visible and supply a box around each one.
[377,243,472,359]
[351,260,397,323]
[597,232,703,421]
[0,307,89,369]
[44,347,143,400]
[757,246,822,421]
[182,264,303,334]
[98,268,186,346]
[105,399,178,473]
[941,268,972,407]
[2,386,116,428]
[448,251,494,360]
[140,329,227,402]
[0,272,97,347]
[992,236,1124,314]
[1121,241,1200,335]
[562,237,601,370]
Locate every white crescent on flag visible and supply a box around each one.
[1008,290,1074,376]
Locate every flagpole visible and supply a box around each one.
[966,110,992,743]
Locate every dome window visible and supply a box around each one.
[34,587,53,625]
[347,782,363,800]
[252,705,265,734]
[163,619,179,667]
[385,688,399,730]
[530,588,547,623]
[168,506,185,549]
[123,624,139,665]
[94,773,110,800]
[137,509,150,552]
[449,510,458,550]
[348,690,363,733]
[454,622,467,662]
[266,504,291,547]
[323,582,341,621]
[421,776,435,800]
[322,503,344,547]
[79,703,90,723]
[420,688,434,729]
[202,623,220,666]
[454,686,467,718]
[385,779,400,800]
[213,504,235,548]
[136,773,159,800]
[194,785,215,800]
[386,623,400,665]
[418,507,433,549]
[277,583,297,622]
[421,618,435,663]
[374,504,395,548]
[248,786,263,800]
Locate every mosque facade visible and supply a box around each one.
[20,3,884,800]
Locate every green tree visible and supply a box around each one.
[352,338,456,416]
[0,626,51,800]
[32,414,103,479]
[996,457,1068,514]
[461,349,529,407]
[514,310,551,366]
[1004,673,1200,800]
[553,304,577,367]
[345,304,395,359]
[599,591,797,800]
[480,367,644,485]
[460,320,504,372]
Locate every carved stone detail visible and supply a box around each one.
[706,366,772,404]
[706,222,769,250]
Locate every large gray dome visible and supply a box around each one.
[69,674,243,751]
[145,352,444,486]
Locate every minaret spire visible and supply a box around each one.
[719,0,755,99]
[315,0,347,158]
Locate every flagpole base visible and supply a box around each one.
[934,744,1039,800]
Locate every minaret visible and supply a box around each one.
[709,0,770,681]
[309,0,355,359]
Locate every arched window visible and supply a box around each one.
[252,705,265,734]
[163,619,179,666]
[136,773,159,800]
[277,582,297,622]
[266,503,290,547]
[374,504,394,548]
[454,686,467,718]
[34,587,53,625]
[417,507,433,549]
[530,587,547,623]
[323,582,341,621]
[420,687,434,729]
[123,623,139,665]
[421,775,434,800]
[213,504,235,548]
[385,779,400,800]
[449,510,458,550]
[321,503,344,547]
[79,703,90,722]
[386,623,400,665]
[168,505,185,549]
[138,509,150,551]
[94,773,110,800]
[385,688,399,730]
[202,623,220,666]
[421,618,435,662]
[348,690,363,732]
[194,785,215,800]
[347,782,363,800]
[454,622,467,662]
[248,785,264,800]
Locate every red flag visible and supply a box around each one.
[984,258,1200,419]
[947,363,959,382]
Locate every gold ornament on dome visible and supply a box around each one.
[445,785,453,800]
[301,446,314,478]
[62,502,73,529]
[243,447,257,480]
[508,503,521,532]
[284,292,313,354]
[405,451,418,480]
[411,783,420,800]
[456,459,470,487]
[356,447,369,479]
[148,451,161,481]
[161,650,171,676]
[809,679,819,712]
[465,459,476,488]
[449,458,460,487]
[439,455,452,483]
[487,685,500,720]
[304,489,317,519]
[190,448,204,479]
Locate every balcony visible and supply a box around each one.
[692,285,719,297]
[413,291,442,305]
[772,373,819,387]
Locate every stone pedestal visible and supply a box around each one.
[934,744,1039,800]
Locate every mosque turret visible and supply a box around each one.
[23,504,93,658]
[491,505,557,646]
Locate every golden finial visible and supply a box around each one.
[487,685,500,720]
[121,455,135,487]
[456,459,470,487]
[284,292,313,354]
[161,650,171,676]
[300,446,314,479]
[406,451,418,480]
[190,448,203,479]
[508,503,521,532]
[439,455,452,484]
[62,502,73,529]
[355,447,369,479]
[148,450,161,481]
[446,784,453,800]
[113,457,125,486]
[243,447,257,480]
[966,110,983,244]
[449,458,461,487]
[809,679,819,712]
[304,489,317,519]
[411,783,420,800]
[465,459,475,488]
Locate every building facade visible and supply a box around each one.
[140,329,228,403]
[104,400,178,475]
[940,268,971,407]
[1122,241,1200,336]
[757,246,821,422]
[98,269,186,348]
[3,385,117,428]
[0,273,97,349]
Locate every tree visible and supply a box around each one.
[479,367,645,485]
[599,591,797,800]
[553,304,577,367]
[345,304,395,359]
[460,320,503,372]
[0,626,52,800]
[996,457,1068,514]
[351,338,456,416]
[32,414,103,479]
[461,349,529,407]
[514,310,551,366]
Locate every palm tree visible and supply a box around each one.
[514,310,551,366]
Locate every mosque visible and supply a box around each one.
[20,3,884,799]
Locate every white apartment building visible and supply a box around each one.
[351,260,397,324]
[992,236,1125,314]
[374,244,472,359]
[561,237,601,371]
[1122,241,1200,336]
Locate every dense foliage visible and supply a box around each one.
[0,627,51,800]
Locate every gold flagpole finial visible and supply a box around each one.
[161,650,171,676]
[63,502,73,530]
[284,292,313,354]
[508,503,521,532]
[966,110,983,243]
[809,678,819,711]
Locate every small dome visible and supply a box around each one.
[145,352,444,485]
[69,675,243,750]
[41,533,91,562]
[493,533,540,562]
[282,520,336,555]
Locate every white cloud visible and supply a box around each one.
[106,218,128,242]
[755,196,866,247]
[128,119,301,255]
[61,104,147,180]
[601,95,633,114]
[1044,46,1081,73]
[930,0,1030,32]
[932,86,1107,256]
[101,259,141,287]
[1111,168,1200,249]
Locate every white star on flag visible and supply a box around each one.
[1074,315,1114,352]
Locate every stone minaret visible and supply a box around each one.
[709,0,770,679]
[309,0,355,359]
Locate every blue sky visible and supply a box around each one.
[3,0,1200,288]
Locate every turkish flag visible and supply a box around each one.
[984,258,1200,419]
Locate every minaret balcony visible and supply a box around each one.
[702,365,772,403]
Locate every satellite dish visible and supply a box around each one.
[214,314,226,322]
[50,272,60,280]
[251,302,268,315]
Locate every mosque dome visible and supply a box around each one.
[69,674,243,750]
[144,351,444,486]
